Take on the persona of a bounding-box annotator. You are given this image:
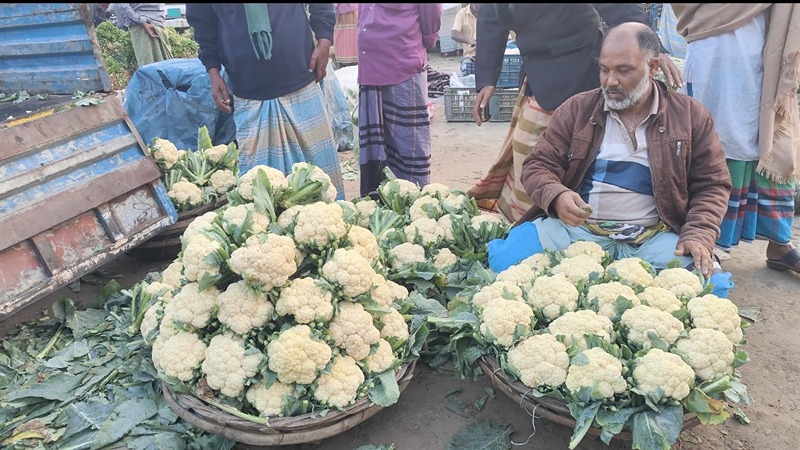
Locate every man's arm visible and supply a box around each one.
[678,108,732,253]
[308,4,335,81]
[186,4,221,72]
[474,5,509,92]
[418,3,442,50]
[451,9,474,46]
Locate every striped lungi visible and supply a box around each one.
[333,9,358,66]
[129,25,172,67]
[717,160,796,251]
[359,71,431,196]
[233,81,345,200]
[467,89,553,222]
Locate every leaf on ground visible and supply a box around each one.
[445,387,463,398]
[733,408,750,424]
[474,394,488,411]
[738,308,761,323]
[90,397,159,449]
[5,373,84,402]
[445,397,471,418]
[447,420,512,450]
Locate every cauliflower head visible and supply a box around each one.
[267,325,333,384]
[479,298,535,348]
[379,308,410,343]
[202,333,263,398]
[293,202,348,249]
[168,180,204,208]
[238,165,289,200]
[210,169,237,195]
[687,294,743,345]
[163,282,219,330]
[277,204,304,232]
[441,192,472,214]
[363,339,397,374]
[151,331,207,382]
[322,248,376,297]
[181,234,222,283]
[437,214,457,243]
[328,302,381,360]
[638,286,682,314]
[182,211,217,241]
[353,198,378,228]
[366,274,396,307]
[151,138,180,169]
[653,268,704,299]
[633,348,695,401]
[160,261,184,289]
[275,277,335,324]
[379,179,420,203]
[494,263,537,291]
[405,217,444,247]
[388,242,427,270]
[217,280,274,334]
[229,234,299,291]
[548,310,614,351]
[409,196,444,222]
[287,162,337,203]
[433,248,459,271]
[526,274,579,321]
[346,225,381,264]
[586,281,640,319]
[551,254,605,285]
[563,240,606,264]
[606,257,654,290]
[420,182,452,198]
[246,380,295,417]
[222,203,270,236]
[313,355,365,408]
[471,281,524,310]
[565,347,627,400]
[673,328,734,381]
[519,253,553,273]
[507,334,569,389]
[140,301,163,346]
[620,305,684,350]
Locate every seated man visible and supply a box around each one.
[509,22,731,278]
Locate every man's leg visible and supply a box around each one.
[632,231,693,270]
[381,71,431,188]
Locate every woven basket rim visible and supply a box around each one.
[477,355,700,442]
[162,359,417,446]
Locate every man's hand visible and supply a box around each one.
[209,69,231,113]
[657,53,684,89]
[472,86,495,126]
[553,191,592,227]
[675,240,713,278]
[142,22,158,38]
[309,38,331,82]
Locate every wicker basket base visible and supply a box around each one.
[477,356,700,442]
[162,360,416,446]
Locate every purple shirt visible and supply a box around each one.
[357,3,442,86]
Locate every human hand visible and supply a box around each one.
[675,240,713,278]
[309,38,331,82]
[657,53,684,89]
[142,22,157,38]
[209,69,232,113]
[553,191,592,227]
[472,86,495,126]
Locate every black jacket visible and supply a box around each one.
[475,4,649,111]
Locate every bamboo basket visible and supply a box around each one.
[130,197,227,261]
[477,355,700,442]
[162,360,417,446]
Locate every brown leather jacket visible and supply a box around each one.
[519,82,732,252]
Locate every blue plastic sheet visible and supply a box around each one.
[124,58,236,150]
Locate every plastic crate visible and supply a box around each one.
[461,59,475,76]
[444,87,478,122]
[497,54,522,88]
[488,88,520,122]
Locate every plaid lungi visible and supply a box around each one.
[467,89,553,222]
[333,9,358,65]
[359,71,431,196]
[233,81,345,200]
[130,25,172,67]
[717,159,796,250]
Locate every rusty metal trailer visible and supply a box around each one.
[0,3,177,320]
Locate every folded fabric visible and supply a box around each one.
[708,271,734,299]
[488,221,543,273]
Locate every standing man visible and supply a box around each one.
[357,3,442,197]
[105,3,173,68]
[671,4,800,274]
[467,4,683,223]
[333,3,359,68]
[451,3,480,75]
[186,4,345,200]
[507,23,730,277]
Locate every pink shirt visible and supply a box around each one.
[357,3,442,86]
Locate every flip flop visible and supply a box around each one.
[766,247,800,274]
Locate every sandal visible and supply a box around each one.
[766,247,800,274]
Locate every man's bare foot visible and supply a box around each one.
[766,242,800,273]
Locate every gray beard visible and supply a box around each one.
[603,74,652,111]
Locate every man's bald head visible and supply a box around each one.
[603,22,662,61]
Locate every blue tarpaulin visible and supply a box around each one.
[124,58,236,151]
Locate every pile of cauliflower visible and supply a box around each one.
[149,126,239,212]
[135,163,435,421]
[430,240,752,448]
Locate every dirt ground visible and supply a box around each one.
[2,52,799,450]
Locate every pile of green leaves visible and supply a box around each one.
[0,284,233,450]
[95,21,199,90]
